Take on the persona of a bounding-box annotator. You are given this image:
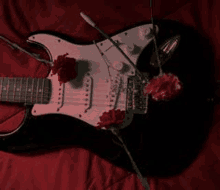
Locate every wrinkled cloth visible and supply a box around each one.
[0,0,219,190]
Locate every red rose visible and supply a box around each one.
[143,73,182,101]
[51,53,77,84]
[96,109,125,129]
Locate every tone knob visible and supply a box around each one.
[138,27,149,40]
[138,26,156,40]
[144,27,154,38]
[126,44,141,55]
[126,43,135,51]
[112,61,124,71]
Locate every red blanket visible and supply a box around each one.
[0,0,219,189]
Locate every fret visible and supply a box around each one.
[36,78,40,103]
[0,78,2,100]
[25,78,33,104]
[1,78,8,102]
[19,78,22,102]
[7,78,15,102]
[0,77,51,104]
[31,78,34,103]
[36,78,44,104]
[15,78,39,104]
[6,78,9,101]
[41,78,45,104]
[36,78,46,104]
[25,78,28,103]
[20,78,28,103]
[31,78,40,104]
[13,78,16,102]
[14,78,22,102]
[43,79,50,104]
[20,78,27,102]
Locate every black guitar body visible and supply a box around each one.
[0,20,215,178]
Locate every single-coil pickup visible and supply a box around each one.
[57,82,64,108]
[109,75,121,108]
[126,77,134,111]
[83,76,93,111]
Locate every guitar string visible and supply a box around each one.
[0,96,129,105]
[0,82,146,96]
[0,95,127,102]
[0,100,127,106]
[0,83,140,106]
[0,101,127,107]
[0,80,145,97]
[0,102,129,110]
[0,89,144,109]
[0,88,133,98]
[0,77,148,86]
[0,87,143,103]
[0,85,139,106]
[0,80,146,93]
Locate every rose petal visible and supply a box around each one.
[143,73,182,101]
[51,53,77,84]
[96,109,125,129]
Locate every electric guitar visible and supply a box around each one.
[0,23,175,134]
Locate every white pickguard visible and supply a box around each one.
[27,24,158,129]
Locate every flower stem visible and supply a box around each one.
[110,128,150,189]
[150,0,163,76]
[0,36,54,67]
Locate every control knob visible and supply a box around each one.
[112,61,124,71]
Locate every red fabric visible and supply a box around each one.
[0,0,219,189]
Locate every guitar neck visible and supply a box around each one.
[0,77,51,105]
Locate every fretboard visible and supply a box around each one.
[0,77,51,105]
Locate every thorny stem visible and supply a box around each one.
[150,0,163,76]
[110,127,150,190]
[0,36,54,67]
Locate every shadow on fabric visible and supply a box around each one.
[0,20,215,178]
